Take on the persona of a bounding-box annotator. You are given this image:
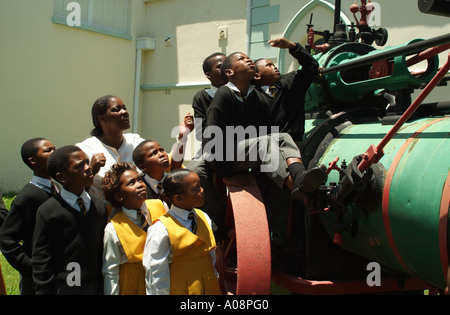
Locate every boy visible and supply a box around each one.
[192,52,227,143]
[132,140,170,203]
[32,145,107,295]
[253,38,319,143]
[102,162,165,295]
[143,169,220,295]
[187,52,228,240]
[0,138,56,295]
[205,52,326,200]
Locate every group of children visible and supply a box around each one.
[0,37,324,295]
[0,136,217,295]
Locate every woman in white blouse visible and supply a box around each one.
[76,95,193,202]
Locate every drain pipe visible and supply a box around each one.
[247,0,252,55]
[133,37,156,134]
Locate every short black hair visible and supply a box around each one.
[253,58,265,73]
[47,145,82,182]
[21,138,47,169]
[132,139,155,168]
[202,52,226,74]
[162,169,192,202]
[220,52,241,82]
[90,95,115,137]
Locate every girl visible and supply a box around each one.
[143,169,221,295]
[102,162,165,295]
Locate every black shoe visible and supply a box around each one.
[291,167,326,200]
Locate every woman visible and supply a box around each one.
[76,95,193,202]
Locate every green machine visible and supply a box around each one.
[269,1,450,293]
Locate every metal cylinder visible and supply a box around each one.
[314,116,450,289]
[418,0,450,17]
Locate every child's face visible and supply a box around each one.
[99,97,130,132]
[175,172,204,209]
[206,54,226,88]
[254,59,281,86]
[229,53,256,78]
[57,150,93,194]
[139,141,170,175]
[115,169,147,210]
[30,140,55,175]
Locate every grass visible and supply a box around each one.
[1,195,20,295]
[1,254,20,295]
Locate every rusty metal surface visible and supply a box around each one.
[226,175,272,295]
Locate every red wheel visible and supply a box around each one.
[217,174,272,295]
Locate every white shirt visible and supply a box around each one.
[60,188,91,213]
[76,133,145,201]
[142,205,217,295]
[225,81,255,102]
[102,203,150,295]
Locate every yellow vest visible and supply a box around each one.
[109,199,166,295]
[158,209,221,295]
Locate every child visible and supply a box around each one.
[0,138,56,295]
[253,38,319,143]
[205,52,326,200]
[187,52,228,241]
[102,162,165,295]
[32,145,107,295]
[143,169,221,295]
[191,52,227,144]
[132,140,171,204]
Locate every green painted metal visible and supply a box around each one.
[305,40,439,110]
[312,116,450,289]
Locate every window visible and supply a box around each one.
[53,0,131,40]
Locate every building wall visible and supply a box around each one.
[1,0,449,192]
[0,0,143,191]
[137,0,248,157]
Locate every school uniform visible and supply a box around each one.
[192,86,217,144]
[206,82,302,188]
[143,205,220,295]
[189,85,228,241]
[257,43,319,143]
[102,200,165,295]
[32,188,107,295]
[0,176,57,295]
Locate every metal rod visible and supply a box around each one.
[358,52,450,171]
[334,0,342,33]
[320,33,450,75]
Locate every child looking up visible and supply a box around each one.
[102,162,165,295]
[0,138,56,295]
[132,140,171,204]
[32,145,107,295]
[143,169,221,295]
[206,52,326,200]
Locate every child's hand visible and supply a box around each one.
[183,113,194,132]
[268,38,296,50]
[91,153,106,175]
[178,113,194,142]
